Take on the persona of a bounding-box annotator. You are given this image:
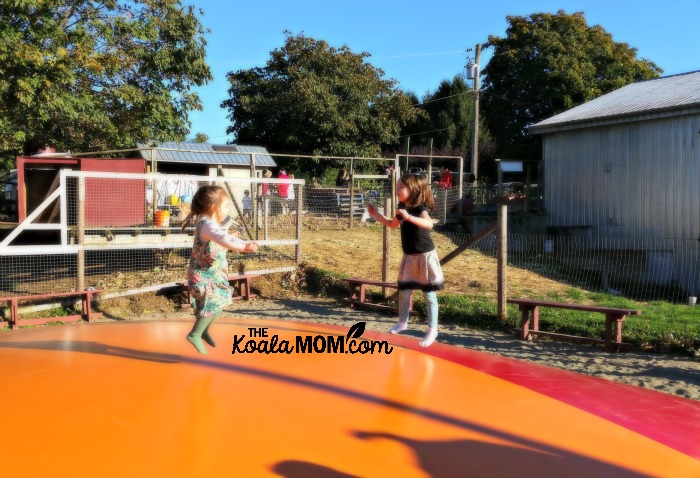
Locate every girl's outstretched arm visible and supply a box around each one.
[201,221,259,252]
[367,204,400,229]
[396,209,434,230]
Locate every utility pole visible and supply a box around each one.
[403,136,410,174]
[470,43,481,186]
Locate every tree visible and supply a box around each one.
[222,32,419,175]
[398,76,495,175]
[193,133,209,143]
[482,10,661,160]
[0,1,212,170]
[404,76,474,152]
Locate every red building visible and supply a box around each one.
[17,156,146,227]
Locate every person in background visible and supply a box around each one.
[287,173,296,201]
[261,169,273,195]
[435,167,453,189]
[180,185,259,354]
[366,173,444,347]
[336,169,349,188]
[277,169,290,198]
[242,190,252,217]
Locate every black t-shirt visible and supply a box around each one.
[396,203,435,254]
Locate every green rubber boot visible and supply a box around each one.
[187,316,210,355]
[202,314,218,347]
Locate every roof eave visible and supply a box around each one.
[529,104,700,135]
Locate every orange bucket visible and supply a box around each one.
[155,210,170,227]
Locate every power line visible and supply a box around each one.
[209,49,466,65]
[399,128,450,138]
[373,50,466,59]
[413,91,473,107]
[399,124,473,138]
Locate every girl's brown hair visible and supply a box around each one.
[400,173,435,210]
[181,185,229,232]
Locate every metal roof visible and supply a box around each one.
[137,142,277,167]
[530,70,700,134]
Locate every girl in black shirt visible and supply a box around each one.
[367,174,444,347]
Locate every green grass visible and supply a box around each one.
[308,266,700,357]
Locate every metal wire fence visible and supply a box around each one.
[440,229,700,305]
[0,171,304,298]
[1,161,697,315]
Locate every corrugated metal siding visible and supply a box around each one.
[544,114,699,240]
[543,114,700,293]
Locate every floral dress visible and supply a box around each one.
[187,218,233,318]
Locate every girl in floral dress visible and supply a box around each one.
[181,186,259,354]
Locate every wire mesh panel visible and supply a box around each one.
[440,229,700,304]
[0,171,304,297]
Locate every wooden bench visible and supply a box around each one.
[507,298,642,352]
[0,289,103,330]
[179,274,257,307]
[344,278,417,315]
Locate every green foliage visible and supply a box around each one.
[482,10,661,160]
[0,0,212,169]
[403,76,474,152]
[222,32,419,177]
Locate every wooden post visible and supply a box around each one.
[150,147,157,222]
[263,197,269,241]
[427,138,433,184]
[250,154,258,240]
[471,43,481,187]
[349,157,354,228]
[497,202,507,322]
[524,162,532,214]
[457,155,464,215]
[77,176,85,292]
[382,196,391,298]
[295,183,303,264]
[403,137,410,173]
[391,166,398,216]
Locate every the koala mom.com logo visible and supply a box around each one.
[231,322,393,355]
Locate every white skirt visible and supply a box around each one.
[397,249,444,291]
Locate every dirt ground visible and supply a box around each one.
[298,224,572,298]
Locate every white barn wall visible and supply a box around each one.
[542,114,700,294]
[543,114,699,239]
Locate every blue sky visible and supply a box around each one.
[187,0,700,143]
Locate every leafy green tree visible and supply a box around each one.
[222,32,419,176]
[407,76,474,151]
[193,133,209,143]
[0,0,212,170]
[398,76,495,176]
[482,10,661,159]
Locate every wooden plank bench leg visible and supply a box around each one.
[178,281,191,307]
[241,278,250,300]
[519,305,530,340]
[239,277,253,301]
[82,290,102,323]
[359,283,367,303]
[519,305,539,340]
[346,282,359,308]
[83,292,92,322]
[605,313,626,352]
[10,298,19,331]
